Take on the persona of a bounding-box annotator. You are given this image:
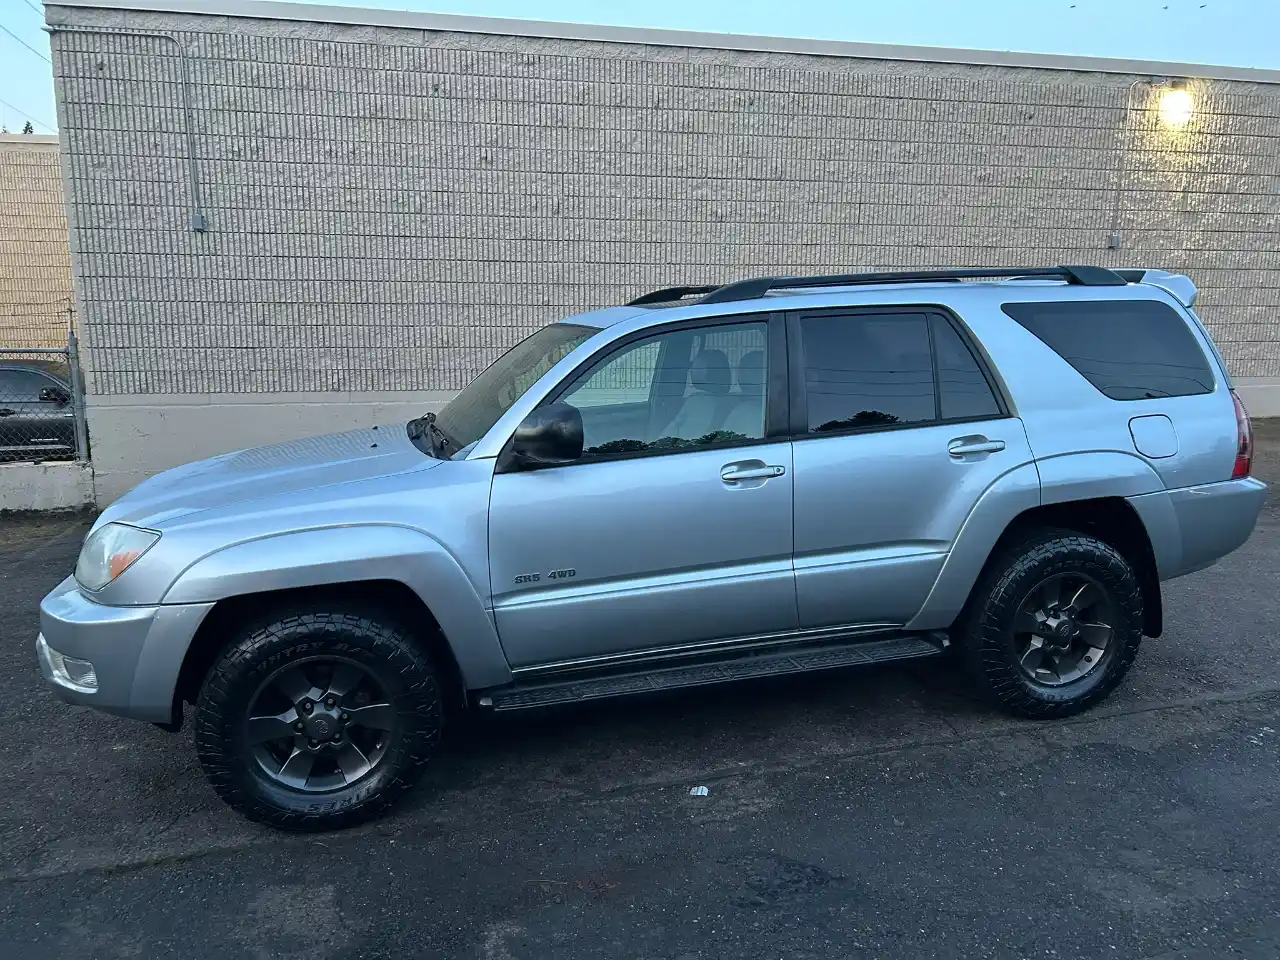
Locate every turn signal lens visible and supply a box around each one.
[109,550,143,580]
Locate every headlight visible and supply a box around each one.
[75,523,161,590]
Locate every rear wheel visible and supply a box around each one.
[194,607,442,830]
[958,529,1144,718]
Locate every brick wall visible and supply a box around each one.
[0,135,72,350]
[47,7,1280,398]
[41,4,1280,499]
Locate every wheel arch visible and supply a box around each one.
[165,525,512,716]
[175,579,472,714]
[908,452,1165,638]
[965,497,1163,638]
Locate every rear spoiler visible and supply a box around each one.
[1115,269,1198,307]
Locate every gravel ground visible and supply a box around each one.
[1,424,1278,959]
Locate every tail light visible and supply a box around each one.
[1231,389,1253,479]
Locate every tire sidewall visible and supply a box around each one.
[195,612,442,830]
[966,533,1144,716]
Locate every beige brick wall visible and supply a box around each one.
[46,6,1280,397]
[0,135,73,350]
[41,2,1280,499]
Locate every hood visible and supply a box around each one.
[100,426,440,529]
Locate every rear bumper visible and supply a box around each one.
[1128,477,1268,581]
[37,576,213,723]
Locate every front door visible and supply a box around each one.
[488,316,797,669]
[786,307,1036,629]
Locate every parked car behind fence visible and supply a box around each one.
[0,360,76,462]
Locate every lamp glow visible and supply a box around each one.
[1158,87,1194,128]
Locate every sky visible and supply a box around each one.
[1,0,1278,134]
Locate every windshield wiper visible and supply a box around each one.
[406,412,453,458]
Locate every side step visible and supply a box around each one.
[480,633,946,712]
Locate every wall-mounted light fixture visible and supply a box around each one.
[1158,79,1194,128]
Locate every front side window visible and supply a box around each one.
[430,323,597,454]
[1001,300,1215,400]
[560,321,769,458]
[0,369,53,402]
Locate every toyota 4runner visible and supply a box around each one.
[37,265,1267,829]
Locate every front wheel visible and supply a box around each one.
[194,607,443,831]
[958,529,1145,719]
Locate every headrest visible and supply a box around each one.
[690,349,731,395]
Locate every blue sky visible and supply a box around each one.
[1,0,1277,133]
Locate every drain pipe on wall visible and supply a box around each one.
[43,24,209,233]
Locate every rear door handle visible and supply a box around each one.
[0,409,15,417]
[721,463,786,483]
[948,438,1006,458]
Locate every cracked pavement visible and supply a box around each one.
[2,423,1279,959]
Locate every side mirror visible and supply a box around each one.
[39,385,70,404]
[511,402,583,466]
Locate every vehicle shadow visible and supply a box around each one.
[406,657,997,814]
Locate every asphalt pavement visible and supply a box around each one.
[2,426,1280,959]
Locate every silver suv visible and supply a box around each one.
[38,266,1266,829]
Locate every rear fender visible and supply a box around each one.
[1035,451,1165,505]
[907,452,1166,631]
[906,462,1041,631]
[162,525,512,689]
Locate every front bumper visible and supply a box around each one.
[37,576,214,723]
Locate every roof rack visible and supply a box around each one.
[628,265,1129,307]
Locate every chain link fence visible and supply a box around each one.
[0,324,89,464]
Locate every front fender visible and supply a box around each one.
[162,525,512,689]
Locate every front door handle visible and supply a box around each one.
[0,409,15,417]
[721,462,786,483]
[948,437,1006,458]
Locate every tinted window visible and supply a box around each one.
[799,314,934,433]
[0,369,50,401]
[933,317,1001,420]
[562,322,768,457]
[1001,300,1215,400]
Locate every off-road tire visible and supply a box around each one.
[194,606,442,831]
[958,528,1144,719]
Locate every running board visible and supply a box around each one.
[479,632,947,712]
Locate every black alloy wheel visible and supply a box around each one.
[195,607,443,830]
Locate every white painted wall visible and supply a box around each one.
[0,462,95,511]
[88,391,455,503]
[1232,380,1280,420]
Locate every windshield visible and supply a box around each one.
[429,323,597,454]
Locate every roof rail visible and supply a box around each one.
[700,265,1128,304]
[627,284,722,306]
[628,265,1130,308]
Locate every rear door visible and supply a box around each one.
[786,307,1035,629]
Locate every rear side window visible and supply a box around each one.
[933,318,1002,420]
[1001,300,1215,400]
